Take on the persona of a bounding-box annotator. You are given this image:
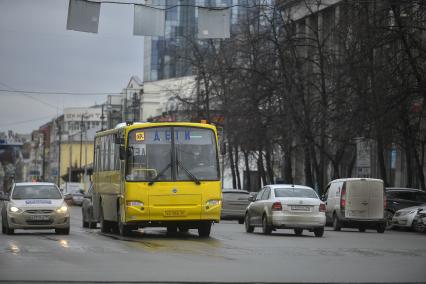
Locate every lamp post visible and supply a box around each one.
[79,113,88,169]
[56,124,61,187]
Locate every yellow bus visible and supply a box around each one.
[92,121,221,237]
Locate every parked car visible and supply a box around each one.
[221,189,251,224]
[81,184,97,229]
[385,188,426,229]
[392,204,426,231]
[245,184,326,237]
[323,178,386,233]
[70,189,85,206]
[413,208,426,233]
[1,182,70,235]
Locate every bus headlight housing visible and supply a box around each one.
[127,201,144,207]
[206,199,221,209]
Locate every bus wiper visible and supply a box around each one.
[176,159,201,185]
[148,163,171,186]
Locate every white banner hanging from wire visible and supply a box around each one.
[197,7,230,39]
[66,0,101,34]
[133,4,165,37]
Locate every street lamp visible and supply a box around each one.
[79,113,89,170]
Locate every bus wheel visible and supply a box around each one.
[118,221,131,236]
[118,211,131,236]
[100,204,111,233]
[167,225,178,235]
[198,222,211,238]
[178,226,189,233]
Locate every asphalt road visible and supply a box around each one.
[0,206,425,283]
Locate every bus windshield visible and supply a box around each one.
[126,126,219,182]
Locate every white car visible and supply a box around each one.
[245,184,326,237]
[392,204,426,230]
[1,182,70,235]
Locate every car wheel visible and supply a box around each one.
[100,203,112,233]
[3,213,14,235]
[314,227,324,237]
[1,214,6,234]
[411,220,419,232]
[198,222,211,238]
[262,214,272,235]
[167,225,178,235]
[238,218,244,224]
[55,227,70,235]
[377,223,386,233]
[384,210,394,230]
[89,219,97,229]
[358,226,366,232]
[245,213,254,233]
[332,214,341,231]
[82,209,88,228]
[294,228,303,236]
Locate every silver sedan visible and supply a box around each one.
[1,182,70,235]
[245,184,326,237]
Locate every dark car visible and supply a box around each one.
[221,189,251,224]
[81,184,97,229]
[385,188,426,229]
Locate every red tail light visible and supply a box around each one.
[272,202,282,211]
[340,186,346,210]
[319,203,326,212]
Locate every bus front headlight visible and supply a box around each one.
[206,199,221,209]
[127,201,144,207]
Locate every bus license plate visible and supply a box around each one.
[291,206,311,212]
[164,210,186,217]
[29,215,50,221]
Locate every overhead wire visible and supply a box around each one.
[0,81,58,110]
[0,115,54,127]
[0,89,120,96]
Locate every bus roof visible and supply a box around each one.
[95,121,217,137]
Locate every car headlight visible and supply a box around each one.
[127,201,144,207]
[400,210,415,216]
[56,205,68,214]
[9,206,22,214]
[206,199,221,208]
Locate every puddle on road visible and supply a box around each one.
[7,242,20,255]
[97,229,235,260]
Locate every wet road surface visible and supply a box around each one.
[1,206,425,283]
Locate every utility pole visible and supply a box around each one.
[100,104,105,131]
[69,134,72,183]
[79,115,85,169]
[57,124,61,187]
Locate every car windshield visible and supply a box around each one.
[12,185,62,200]
[126,127,219,182]
[274,187,318,198]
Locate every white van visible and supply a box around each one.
[323,178,386,233]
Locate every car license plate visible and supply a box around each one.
[29,215,50,221]
[291,206,311,212]
[164,210,186,217]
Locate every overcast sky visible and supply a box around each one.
[0,0,144,134]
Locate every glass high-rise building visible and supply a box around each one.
[143,0,233,82]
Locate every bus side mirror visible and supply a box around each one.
[119,145,126,160]
[115,135,124,145]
